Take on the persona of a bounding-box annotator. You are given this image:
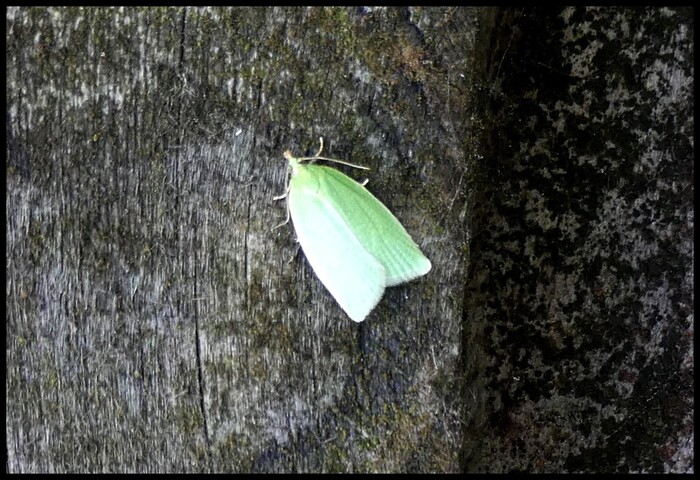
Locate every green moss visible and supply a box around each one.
[321,435,351,472]
[175,402,205,434]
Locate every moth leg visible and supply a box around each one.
[274,205,291,230]
[273,170,291,229]
[315,137,324,157]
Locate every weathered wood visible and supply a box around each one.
[6,6,471,473]
[6,6,693,473]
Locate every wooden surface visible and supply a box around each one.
[6,7,472,472]
[6,7,693,473]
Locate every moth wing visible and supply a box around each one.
[289,165,387,322]
[317,165,431,286]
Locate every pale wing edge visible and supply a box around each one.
[289,182,387,322]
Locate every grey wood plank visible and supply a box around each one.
[6,6,470,473]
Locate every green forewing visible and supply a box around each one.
[309,164,431,285]
[287,159,431,322]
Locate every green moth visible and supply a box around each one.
[276,138,431,322]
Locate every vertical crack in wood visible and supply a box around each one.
[175,6,212,470]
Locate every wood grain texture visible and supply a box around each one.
[7,7,471,472]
